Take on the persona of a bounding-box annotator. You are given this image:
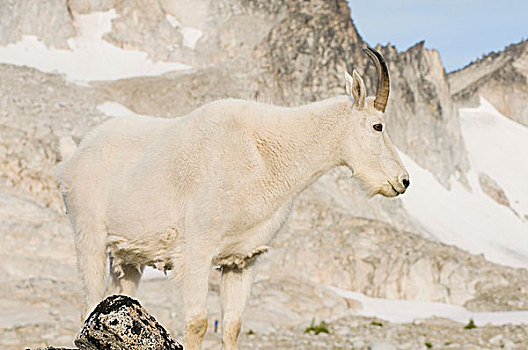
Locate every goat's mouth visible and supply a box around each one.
[378,181,402,198]
[388,181,407,196]
[368,182,400,198]
[389,181,400,194]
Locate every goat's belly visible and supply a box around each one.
[106,226,181,273]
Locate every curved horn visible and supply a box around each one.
[362,46,390,112]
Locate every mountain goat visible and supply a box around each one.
[57,47,409,350]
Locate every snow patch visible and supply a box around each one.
[400,152,528,269]
[399,98,528,269]
[165,14,203,49]
[0,10,191,82]
[329,286,528,326]
[181,27,203,49]
[459,97,528,217]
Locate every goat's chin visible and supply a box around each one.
[367,183,399,198]
[379,185,400,198]
[353,172,400,198]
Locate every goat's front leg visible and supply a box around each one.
[220,265,254,350]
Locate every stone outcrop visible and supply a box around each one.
[26,296,182,350]
[75,295,182,350]
[261,196,528,310]
[0,0,75,49]
[448,40,528,126]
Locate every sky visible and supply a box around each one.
[347,0,527,72]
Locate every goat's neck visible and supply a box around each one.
[255,96,349,200]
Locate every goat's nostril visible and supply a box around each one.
[402,178,410,188]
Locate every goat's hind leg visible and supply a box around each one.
[220,265,254,350]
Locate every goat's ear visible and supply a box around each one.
[345,70,366,109]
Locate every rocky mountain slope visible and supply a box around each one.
[449,39,528,126]
[3,185,527,349]
[1,0,527,349]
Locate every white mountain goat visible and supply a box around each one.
[57,47,409,350]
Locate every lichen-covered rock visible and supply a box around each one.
[75,295,182,350]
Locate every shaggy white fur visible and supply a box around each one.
[57,67,409,350]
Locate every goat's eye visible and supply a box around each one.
[373,124,383,132]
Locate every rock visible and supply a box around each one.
[74,295,182,350]
[503,339,516,350]
[368,341,397,350]
[261,214,528,309]
[478,172,511,208]
[0,64,108,210]
[488,333,504,346]
[449,39,528,126]
[0,0,75,48]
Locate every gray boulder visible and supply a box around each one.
[75,295,182,350]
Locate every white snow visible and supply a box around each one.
[0,10,190,82]
[165,14,203,49]
[180,27,203,49]
[459,97,528,217]
[400,98,528,269]
[329,286,528,326]
[166,14,180,28]
[400,153,528,269]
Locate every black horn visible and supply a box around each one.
[363,46,390,113]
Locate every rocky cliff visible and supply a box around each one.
[448,39,528,126]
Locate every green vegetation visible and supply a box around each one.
[304,318,330,335]
[370,320,383,327]
[246,329,255,335]
[464,319,477,329]
[425,341,433,348]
